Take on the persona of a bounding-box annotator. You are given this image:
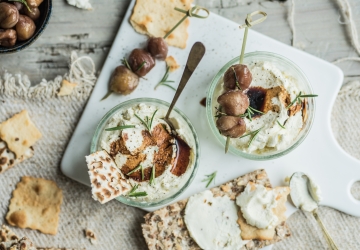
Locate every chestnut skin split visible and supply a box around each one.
[0,29,17,47]
[217,90,250,116]
[147,37,168,60]
[216,116,246,138]
[109,65,139,95]
[223,64,252,90]
[16,15,36,41]
[128,49,155,77]
[26,0,43,8]
[0,3,19,29]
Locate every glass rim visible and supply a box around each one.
[206,51,316,160]
[91,97,200,207]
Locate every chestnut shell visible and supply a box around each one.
[110,65,139,95]
[128,49,155,77]
[223,64,252,90]
[147,37,168,60]
[217,90,250,116]
[216,116,246,138]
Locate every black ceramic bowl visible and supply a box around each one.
[0,0,52,54]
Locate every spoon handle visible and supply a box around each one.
[165,42,206,119]
[312,210,339,250]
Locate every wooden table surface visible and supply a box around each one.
[0,0,359,85]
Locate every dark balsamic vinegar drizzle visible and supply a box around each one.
[246,87,266,117]
[200,97,206,107]
[171,135,191,177]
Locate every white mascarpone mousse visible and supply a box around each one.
[184,190,247,250]
[100,103,196,202]
[236,182,278,229]
[213,61,305,154]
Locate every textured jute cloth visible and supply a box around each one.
[0,55,360,249]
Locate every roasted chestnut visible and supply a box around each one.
[217,90,250,116]
[128,49,155,77]
[0,3,19,29]
[109,65,139,95]
[223,64,252,90]
[0,29,17,47]
[216,116,246,138]
[13,2,24,12]
[15,15,36,41]
[23,7,40,21]
[26,0,43,8]
[147,37,168,60]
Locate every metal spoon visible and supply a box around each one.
[289,172,339,250]
[163,42,206,135]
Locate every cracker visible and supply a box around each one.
[130,0,193,49]
[0,110,42,158]
[6,176,63,235]
[237,186,290,241]
[165,56,180,72]
[0,237,36,250]
[37,248,85,250]
[0,140,34,174]
[86,150,131,204]
[58,80,77,97]
[142,169,291,250]
[85,229,97,245]
[0,225,19,242]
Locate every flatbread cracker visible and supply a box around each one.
[165,56,180,72]
[130,0,193,49]
[0,237,36,250]
[6,176,63,235]
[142,169,291,250]
[58,80,77,97]
[237,185,290,241]
[0,110,42,158]
[0,140,34,174]
[86,150,131,204]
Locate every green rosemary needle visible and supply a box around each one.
[127,165,142,176]
[137,61,146,71]
[202,171,217,188]
[105,125,135,131]
[134,109,158,133]
[276,120,286,129]
[128,184,148,197]
[150,166,156,186]
[121,57,131,70]
[154,66,175,91]
[287,92,318,109]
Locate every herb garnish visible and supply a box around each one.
[137,61,146,71]
[150,165,156,186]
[9,0,31,12]
[287,92,318,109]
[121,57,131,70]
[128,184,147,197]
[214,106,227,118]
[105,125,135,131]
[202,171,217,188]
[231,67,241,90]
[239,127,263,147]
[154,66,175,91]
[127,165,142,176]
[134,109,158,133]
[276,120,286,129]
[241,106,264,121]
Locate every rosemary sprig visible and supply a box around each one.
[121,57,131,70]
[154,66,175,91]
[231,67,241,90]
[141,165,144,181]
[276,120,286,129]
[137,61,146,71]
[287,92,318,109]
[127,165,142,176]
[105,125,135,131]
[215,106,227,118]
[239,127,263,147]
[8,0,31,12]
[128,184,147,197]
[150,165,156,186]
[134,110,158,133]
[202,171,217,188]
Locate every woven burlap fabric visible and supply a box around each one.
[0,75,359,249]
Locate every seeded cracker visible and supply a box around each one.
[142,169,291,250]
[0,110,42,159]
[130,0,193,49]
[86,150,131,204]
[6,177,63,235]
[0,140,34,174]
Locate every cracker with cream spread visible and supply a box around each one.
[129,0,193,49]
[6,176,63,235]
[142,169,291,250]
[0,110,42,159]
[86,150,132,204]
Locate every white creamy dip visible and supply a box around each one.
[213,61,305,154]
[67,0,92,10]
[184,190,247,250]
[290,172,322,212]
[100,103,196,202]
[236,183,278,229]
